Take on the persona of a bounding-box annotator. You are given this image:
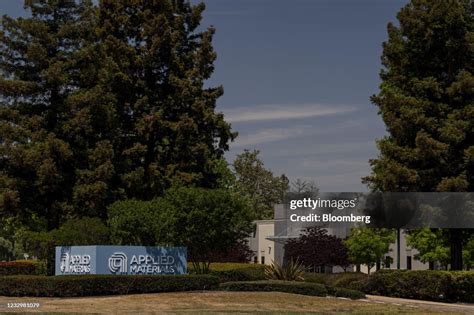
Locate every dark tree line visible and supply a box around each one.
[0,0,234,231]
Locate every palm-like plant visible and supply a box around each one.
[264,258,305,281]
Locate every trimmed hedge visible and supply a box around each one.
[188,263,266,282]
[366,270,449,301]
[326,287,366,300]
[330,273,368,289]
[0,274,219,297]
[206,263,265,271]
[304,272,367,288]
[302,272,327,284]
[304,272,368,293]
[366,270,474,303]
[220,280,328,297]
[210,268,265,282]
[342,278,370,292]
[449,271,474,303]
[0,261,38,276]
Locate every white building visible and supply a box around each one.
[249,204,430,273]
[248,220,275,265]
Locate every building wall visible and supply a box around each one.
[249,220,275,265]
[250,205,433,272]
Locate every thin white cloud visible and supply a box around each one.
[232,125,312,148]
[224,104,356,123]
[230,120,364,149]
[301,159,368,169]
[262,141,376,158]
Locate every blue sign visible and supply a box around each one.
[55,246,187,276]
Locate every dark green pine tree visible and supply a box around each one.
[0,0,119,230]
[98,0,235,199]
[363,0,473,270]
[1,0,235,230]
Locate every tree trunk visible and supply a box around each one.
[396,228,401,269]
[429,261,434,270]
[450,229,463,270]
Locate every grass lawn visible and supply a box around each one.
[0,291,471,314]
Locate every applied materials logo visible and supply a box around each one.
[60,253,70,273]
[108,252,128,274]
[59,252,91,274]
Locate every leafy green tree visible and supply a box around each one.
[463,235,474,269]
[363,0,474,270]
[406,228,450,269]
[233,149,288,219]
[407,228,474,269]
[108,198,170,246]
[213,157,236,189]
[344,228,395,274]
[108,186,254,273]
[0,217,25,260]
[0,237,14,261]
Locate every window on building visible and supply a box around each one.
[253,256,258,264]
[261,256,265,264]
[384,256,391,268]
[407,256,412,270]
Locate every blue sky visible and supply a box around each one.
[0,0,409,191]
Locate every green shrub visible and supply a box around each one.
[210,268,265,282]
[0,261,37,276]
[302,272,327,284]
[188,262,264,273]
[188,263,265,282]
[330,273,368,288]
[220,280,328,297]
[326,287,366,299]
[304,272,366,286]
[304,270,473,302]
[304,272,369,293]
[208,263,264,271]
[264,259,305,281]
[343,278,369,292]
[33,260,48,276]
[0,274,219,297]
[447,271,474,303]
[367,270,450,301]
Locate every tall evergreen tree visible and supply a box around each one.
[1,0,234,230]
[0,0,114,230]
[98,0,235,199]
[363,0,473,270]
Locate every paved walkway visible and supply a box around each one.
[365,294,474,313]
